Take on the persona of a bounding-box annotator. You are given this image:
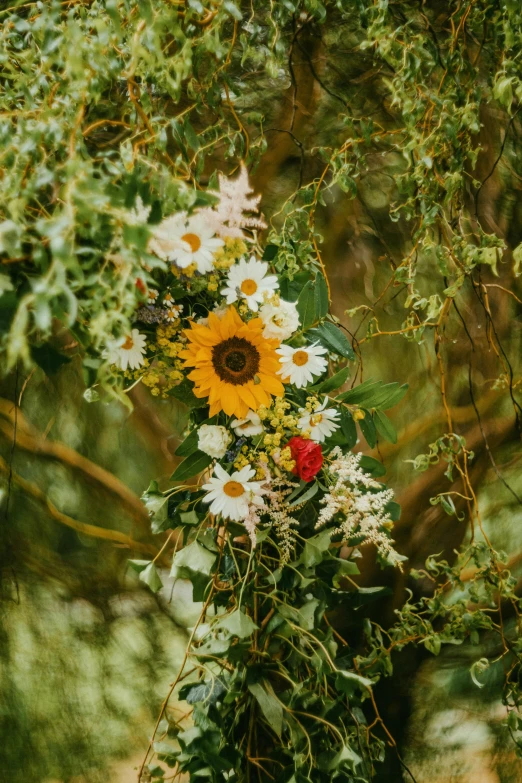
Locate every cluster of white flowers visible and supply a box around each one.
[198,424,232,459]
[241,467,299,559]
[317,448,401,566]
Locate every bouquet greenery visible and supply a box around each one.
[120,168,409,782]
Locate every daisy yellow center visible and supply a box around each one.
[310,413,323,425]
[240,279,258,296]
[223,480,245,498]
[292,350,309,367]
[122,336,134,350]
[212,337,260,385]
[182,232,201,252]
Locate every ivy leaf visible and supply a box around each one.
[308,321,354,359]
[171,540,216,576]
[216,609,259,638]
[138,562,163,594]
[296,280,315,330]
[248,682,283,738]
[171,451,212,482]
[373,409,397,444]
[302,530,331,567]
[179,678,227,705]
[335,670,373,693]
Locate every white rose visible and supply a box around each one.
[260,298,300,341]
[197,424,232,459]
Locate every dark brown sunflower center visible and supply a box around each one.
[212,337,260,385]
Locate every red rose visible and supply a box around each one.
[287,436,323,482]
[135,277,147,295]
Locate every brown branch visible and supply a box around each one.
[0,399,149,528]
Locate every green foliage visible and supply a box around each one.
[3,0,522,781]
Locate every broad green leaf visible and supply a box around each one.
[174,428,199,457]
[314,272,329,319]
[296,280,316,330]
[373,409,397,444]
[335,670,373,692]
[216,609,258,638]
[358,410,376,448]
[139,562,163,593]
[328,743,362,771]
[308,321,355,360]
[248,682,283,738]
[313,366,350,394]
[171,450,212,482]
[171,540,216,576]
[302,530,331,567]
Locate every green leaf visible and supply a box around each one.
[216,609,258,638]
[139,562,163,593]
[171,540,216,576]
[340,407,357,448]
[296,280,316,330]
[308,322,354,360]
[358,410,376,448]
[313,366,350,394]
[174,428,199,457]
[288,481,318,508]
[169,378,208,409]
[171,451,212,482]
[302,530,331,567]
[262,244,278,261]
[314,272,329,319]
[337,380,408,409]
[327,743,362,771]
[335,670,373,693]
[179,510,200,526]
[142,487,169,534]
[248,682,283,738]
[179,678,227,705]
[373,409,397,444]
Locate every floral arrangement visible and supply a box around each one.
[118,167,408,780]
[111,166,405,567]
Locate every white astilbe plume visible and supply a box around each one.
[316,448,402,567]
[201,163,267,240]
[243,466,299,563]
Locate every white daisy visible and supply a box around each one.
[231,410,263,437]
[260,298,300,341]
[164,303,183,322]
[107,329,147,371]
[202,464,266,522]
[148,288,159,304]
[221,256,278,312]
[149,212,224,274]
[298,399,341,443]
[277,342,328,388]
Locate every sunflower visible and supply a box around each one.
[180,307,285,418]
